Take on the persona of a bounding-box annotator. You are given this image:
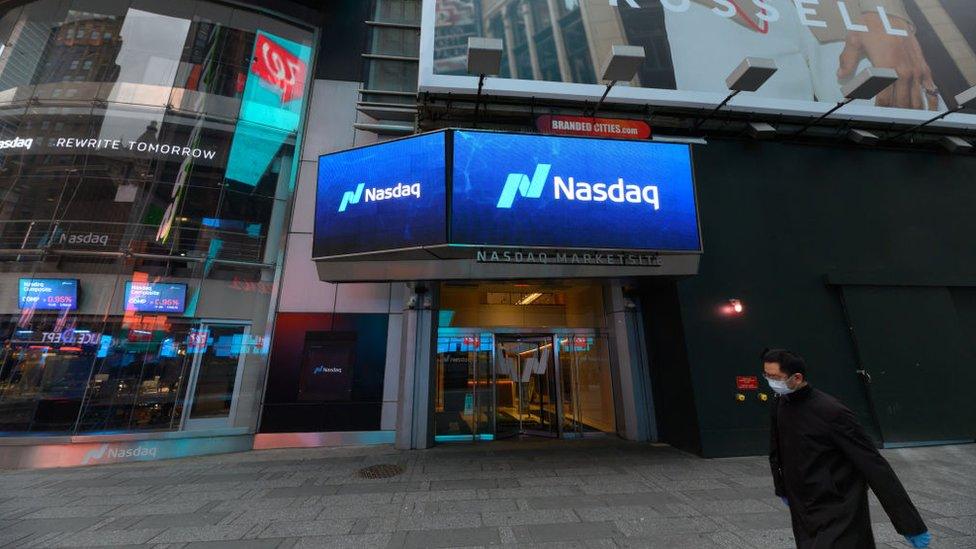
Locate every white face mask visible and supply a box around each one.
[766,376,795,395]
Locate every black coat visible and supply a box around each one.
[769,385,927,549]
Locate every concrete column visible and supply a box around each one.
[519,3,543,80]
[394,284,437,450]
[606,281,657,442]
[545,0,572,82]
[502,17,519,79]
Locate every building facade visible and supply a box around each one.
[0,0,974,468]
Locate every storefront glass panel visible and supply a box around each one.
[0,1,313,435]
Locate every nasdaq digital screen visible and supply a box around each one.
[314,132,447,257]
[18,279,79,310]
[124,282,187,313]
[451,130,700,251]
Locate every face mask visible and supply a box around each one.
[766,376,795,395]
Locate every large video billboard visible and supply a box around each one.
[313,130,699,259]
[451,130,700,251]
[421,0,976,126]
[313,132,448,258]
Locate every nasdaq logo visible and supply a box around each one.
[497,163,659,210]
[497,164,551,208]
[338,183,365,212]
[338,182,421,212]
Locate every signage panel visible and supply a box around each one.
[536,115,651,139]
[451,130,700,252]
[18,279,79,311]
[423,0,976,127]
[314,132,448,258]
[124,282,187,313]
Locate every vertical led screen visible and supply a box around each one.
[313,132,448,258]
[450,130,701,252]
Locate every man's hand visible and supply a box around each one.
[837,12,938,110]
[904,531,931,548]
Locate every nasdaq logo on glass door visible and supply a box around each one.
[497,164,660,210]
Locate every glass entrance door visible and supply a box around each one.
[181,323,249,431]
[434,329,615,442]
[433,333,493,441]
[496,336,559,438]
[559,335,616,436]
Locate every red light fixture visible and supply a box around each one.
[729,299,743,314]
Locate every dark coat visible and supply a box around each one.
[769,385,927,549]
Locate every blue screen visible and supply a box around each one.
[451,131,701,252]
[124,282,187,313]
[18,278,78,310]
[314,132,447,257]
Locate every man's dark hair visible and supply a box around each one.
[762,348,807,377]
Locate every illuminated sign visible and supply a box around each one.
[124,282,187,313]
[18,279,78,310]
[452,130,700,252]
[314,131,447,257]
[312,130,699,260]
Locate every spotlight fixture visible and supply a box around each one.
[848,129,879,145]
[940,136,972,153]
[747,122,777,139]
[728,299,744,314]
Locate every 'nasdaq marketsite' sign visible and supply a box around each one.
[313,130,700,280]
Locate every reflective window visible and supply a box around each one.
[0,0,313,434]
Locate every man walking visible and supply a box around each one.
[763,349,931,548]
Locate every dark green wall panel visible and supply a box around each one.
[675,139,976,457]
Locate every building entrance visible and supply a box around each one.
[433,330,616,442]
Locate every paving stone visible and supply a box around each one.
[0,516,104,534]
[398,526,500,548]
[257,518,356,538]
[932,516,976,536]
[334,482,426,495]
[291,533,391,549]
[614,516,722,537]
[574,505,662,522]
[428,478,507,491]
[395,512,483,530]
[37,528,163,547]
[482,509,580,527]
[20,505,120,519]
[510,520,621,543]
[184,540,291,549]
[129,512,230,529]
[147,525,256,543]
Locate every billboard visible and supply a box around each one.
[18,279,79,311]
[312,129,699,260]
[451,130,700,251]
[421,0,976,126]
[313,132,448,258]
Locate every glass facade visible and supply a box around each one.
[0,1,313,434]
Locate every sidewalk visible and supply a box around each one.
[0,439,973,548]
